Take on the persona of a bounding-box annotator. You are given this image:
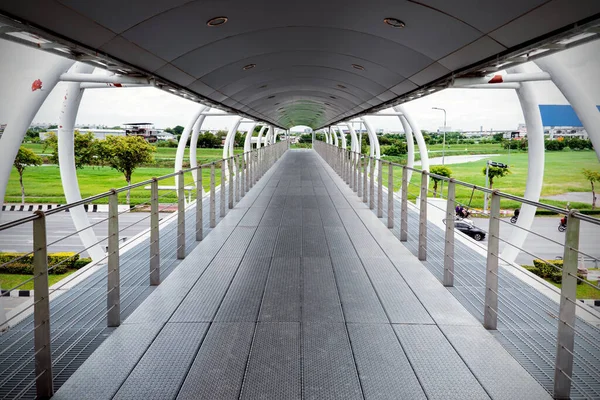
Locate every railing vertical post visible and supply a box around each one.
[400,167,408,242]
[220,160,226,217]
[345,149,350,184]
[32,211,53,398]
[107,190,120,327]
[245,151,250,193]
[443,179,455,287]
[353,152,358,192]
[418,172,428,261]
[377,159,383,218]
[210,163,216,228]
[177,170,186,259]
[236,155,241,202]
[240,154,245,198]
[150,179,160,285]
[363,155,368,203]
[369,157,375,210]
[195,167,203,242]
[228,156,234,209]
[387,162,394,228]
[484,191,500,329]
[554,211,580,399]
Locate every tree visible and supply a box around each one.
[98,136,155,204]
[43,130,100,168]
[13,147,43,203]
[483,164,511,189]
[429,166,452,197]
[582,168,600,209]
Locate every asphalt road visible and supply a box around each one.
[471,217,600,268]
[0,211,170,256]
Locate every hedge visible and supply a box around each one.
[0,252,80,275]
[529,259,583,284]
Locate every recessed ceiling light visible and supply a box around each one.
[243,63,256,70]
[352,64,365,71]
[274,102,280,105]
[268,95,276,99]
[384,17,405,28]
[207,16,228,27]
[259,84,267,89]
[337,84,347,89]
[324,103,330,106]
[329,96,336,99]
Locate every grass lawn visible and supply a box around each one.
[6,165,224,205]
[0,271,76,291]
[546,279,600,299]
[381,150,599,210]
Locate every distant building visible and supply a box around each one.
[539,104,595,140]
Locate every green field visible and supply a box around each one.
[0,271,75,291]
[381,150,599,210]
[6,164,225,205]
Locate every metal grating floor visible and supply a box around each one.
[0,173,255,399]
[351,157,600,400]
[52,150,550,399]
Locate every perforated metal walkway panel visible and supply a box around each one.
[50,150,551,400]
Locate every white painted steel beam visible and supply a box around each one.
[57,62,105,261]
[0,58,75,222]
[500,64,545,264]
[59,73,150,85]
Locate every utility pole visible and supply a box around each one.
[432,107,447,165]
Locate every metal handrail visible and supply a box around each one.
[0,152,251,231]
[314,140,599,400]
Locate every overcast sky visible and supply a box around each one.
[0,38,597,133]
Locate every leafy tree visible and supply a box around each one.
[98,136,155,204]
[43,130,100,168]
[13,147,43,203]
[492,132,505,142]
[582,169,600,209]
[483,164,511,189]
[429,166,452,197]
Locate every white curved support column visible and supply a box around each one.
[335,126,347,149]
[361,118,380,159]
[57,62,105,261]
[398,114,415,185]
[257,125,266,149]
[223,117,243,177]
[345,123,358,153]
[535,57,600,161]
[332,126,339,147]
[394,105,429,172]
[244,124,259,153]
[238,122,256,160]
[500,65,546,264]
[175,106,208,187]
[190,110,208,188]
[0,58,74,221]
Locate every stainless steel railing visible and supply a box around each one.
[314,139,600,400]
[0,140,288,399]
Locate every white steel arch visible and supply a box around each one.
[334,126,347,149]
[398,114,416,186]
[360,118,380,159]
[332,126,339,147]
[499,66,547,264]
[190,111,208,188]
[0,58,75,222]
[57,62,105,261]
[257,125,267,148]
[535,57,600,161]
[175,106,208,189]
[345,123,358,153]
[394,105,429,172]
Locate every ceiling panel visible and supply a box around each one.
[0,0,597,128]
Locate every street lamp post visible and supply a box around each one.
[432,107,447,165]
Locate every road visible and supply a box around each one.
[470,217,600,268]
[0,211,171,256]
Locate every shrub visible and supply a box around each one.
[73,258,92,270]
[0,251,78,275]
[533,259,563,278]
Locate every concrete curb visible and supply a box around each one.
[2,204,129,212]
[1,289,33,297]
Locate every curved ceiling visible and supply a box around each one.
[1,0,599,128]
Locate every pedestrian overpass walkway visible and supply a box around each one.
[53,150,550,400]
